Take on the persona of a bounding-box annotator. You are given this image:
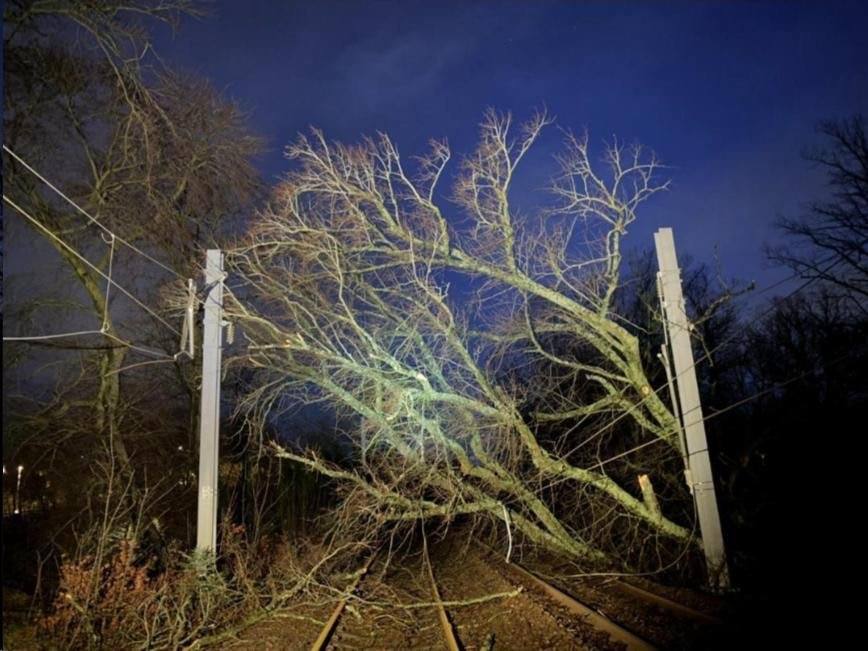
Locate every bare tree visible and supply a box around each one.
[3,0,262,480]
[770,115,868,310]
[227,111,695,567]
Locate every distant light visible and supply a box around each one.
[16,466,24,514]
[177,446,184,451]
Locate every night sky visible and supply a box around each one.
[155,0,868,296]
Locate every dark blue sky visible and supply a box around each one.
[156,0,867,295]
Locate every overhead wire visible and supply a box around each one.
[536,254,842,464]
[101,331,175,359]
[582,338,867,473]
[661,253,844,425]
[2,144,188,280]
[568,253,843,460]
[104,358,182,376]
[3,144,204,362]
[5,141,851,406]
[3,328,173,360]
[3,330,106,342]
[3,193,181,340]
[536,254,847,489]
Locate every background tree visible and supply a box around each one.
[2,5,264,616]
[3,0,262,490]
[769,115,868,310]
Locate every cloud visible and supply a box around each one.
[330,31,471,113]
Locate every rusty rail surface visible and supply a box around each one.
[311,542,717,650]
[612,579,722,624]
[309,552,377,651]
[310,546,463,651]
[476,543,657,651]
[499,559,657,651]
[425,545,463,651]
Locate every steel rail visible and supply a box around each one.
[502,560,656,651]
[425,549,463,651]
[309,552,377,651]
[476,543,656,651]
[611,579,722,624]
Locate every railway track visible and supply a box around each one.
[301,539,721,650]
[310,552,378,650]
[313,548,448,650]
[491,547,724,649]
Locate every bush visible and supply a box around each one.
[38,524,291,650]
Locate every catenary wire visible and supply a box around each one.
[3,144,188,280]
[3,193,181,337]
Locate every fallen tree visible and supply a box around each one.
[225,110,696,568]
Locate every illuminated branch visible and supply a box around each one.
[227,111,693,567]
